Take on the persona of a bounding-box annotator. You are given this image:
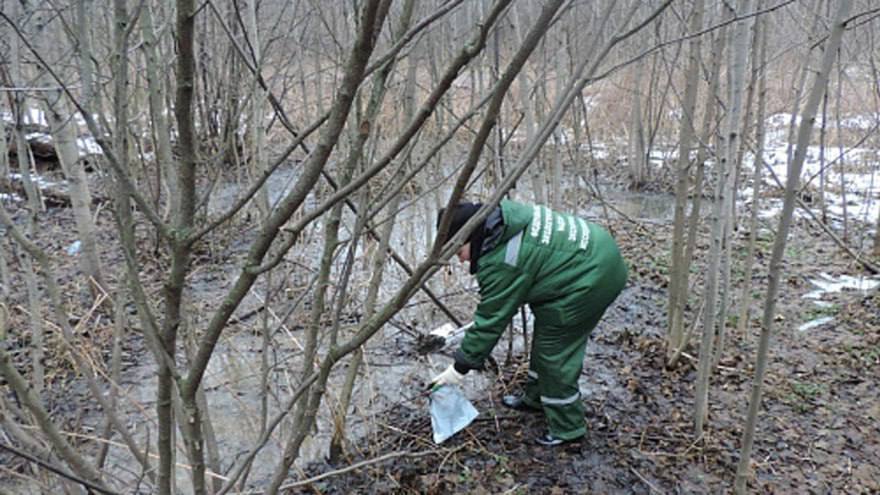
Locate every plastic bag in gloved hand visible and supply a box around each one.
[430,385,479,443]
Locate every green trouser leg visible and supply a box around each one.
[526,317,595,440]
[525,259,628,439]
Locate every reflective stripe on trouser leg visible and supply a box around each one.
[541,391,580,405]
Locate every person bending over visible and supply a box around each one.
[431,200,627,446]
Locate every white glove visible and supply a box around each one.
[430,364,465,390]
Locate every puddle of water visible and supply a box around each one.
[99,328,437,491]
[207,163,305,216]
[596,190,675,220]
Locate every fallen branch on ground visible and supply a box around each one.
[261,450,443,493]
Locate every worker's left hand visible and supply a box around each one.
[429,364,465,390]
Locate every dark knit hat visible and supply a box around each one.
[436,202,482,245]
[437,202,486,274]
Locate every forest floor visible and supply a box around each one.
[2,162,879,494]
[293,207,880,494]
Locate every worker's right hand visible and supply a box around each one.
[429,364,465,391]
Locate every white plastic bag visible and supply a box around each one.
[430,385,479,443]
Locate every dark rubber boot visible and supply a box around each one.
[535,433,581,446]
[502,394,541,412]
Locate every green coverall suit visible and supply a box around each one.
[454,200,628,440]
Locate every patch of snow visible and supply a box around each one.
[757,200,783,219]
[839,114,880,130]
[25,132,53,145]
[66,241,82,256]
[802,272,880,300]
[9,172,59,190]
[22,108,48,127]
[738,112,880,230]
[581,95,596,111]
[77,137,103,156]
[797,316,834,332]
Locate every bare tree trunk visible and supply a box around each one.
[549,48,564,210]
[327,0,416,464]
[10,10,42,215]
[328,188,399,462]
[76,0,100,123]
[668,0,704,359]
[0,237,9,300]
[0,98,9,300]
[0,105,8,181]
[694,0,751,436]
[782,0,823,175]
[240,0,272,489]
[166,0,202,490]
[35,8,107,300]
[714,0,757,367]
[875,193,880,257]
[140,0,179,218]
[870,41,880,258]
[672,1,720,361]
[17,243,45,394]
[8,2,46,394]
[835,54,849,242]
[629,60,647,190]
[735,2,853,491]
[668,0,723,371]
[513,4,545,204]
[819,85,829,223]
[736,7,768,336]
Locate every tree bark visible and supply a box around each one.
[327,0,416,464]
[668,0,705,359]
[835,53,849,242]
[736,6,768,337]
[694,0,752,436]
[139,0,179,218]
[735,1,853,491]
[628,60,647,190]
[35,8,107,303]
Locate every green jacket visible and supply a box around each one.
[454,200,627,369]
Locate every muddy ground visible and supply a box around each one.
[293,214,880,494]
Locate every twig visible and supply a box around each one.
[629,466,663,494]
[679,351,697,363]
[11,424,228,481]
[0,441,120,495]
[667,300,706,368]
[252,450,440,493]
